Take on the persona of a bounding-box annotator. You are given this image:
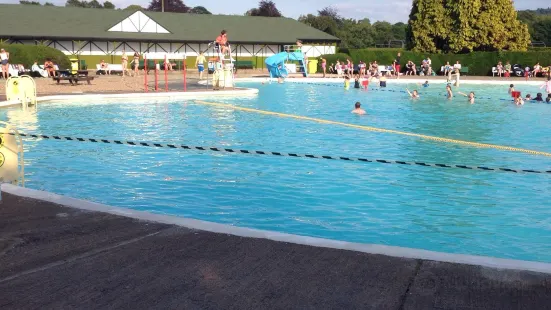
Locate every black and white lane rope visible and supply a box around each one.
[10,133,551,175]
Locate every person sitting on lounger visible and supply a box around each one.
[32,61,48,77]
[99,60,109,75]
[44,58,55,77]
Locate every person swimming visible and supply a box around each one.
[379,75,387,87]
[546,94,551,103]
[535,93,544,102]
[514,96,525,106]
[406,88,420,99]
[354,75,360,89]
[525,94,532,101]
[540,76,551,94]
[351,102,366,115]
[344,76,350,90]
[446,84,453,99]
[423,80,429,87]
[508,84,515,94]
[458,91,475,104]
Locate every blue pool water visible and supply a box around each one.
[2,81,551,262]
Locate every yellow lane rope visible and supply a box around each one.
[195,100,551,158]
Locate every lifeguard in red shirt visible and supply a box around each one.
[215,30,229,55]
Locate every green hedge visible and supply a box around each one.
[320,49,551,76]
[0,44,70,69]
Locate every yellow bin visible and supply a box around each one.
[308,59,318,74]
[70,58,79,74]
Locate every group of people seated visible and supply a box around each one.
[496,61,550,78]
[327,60,394,78]
[405,58,435,76]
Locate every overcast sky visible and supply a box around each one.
[3,0,547,23]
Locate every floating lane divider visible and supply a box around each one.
[293,82,512,101]
[11,133,551,175]
[194,100,551,158]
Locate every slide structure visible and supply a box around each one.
[265,50,307,78]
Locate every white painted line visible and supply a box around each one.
[3,183,551,274]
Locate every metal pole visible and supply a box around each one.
[164,55,168,92]
[183,61,187,92]
[144,54,148,92]
[154,60,158,91]
[161,0,164,12]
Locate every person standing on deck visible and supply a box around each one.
[0,48,10,79]
[394,52,401,79]
[132,52,140,77]
[195,51,206,80]
[121,49,129,77]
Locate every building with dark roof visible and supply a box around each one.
[0,4,339,67]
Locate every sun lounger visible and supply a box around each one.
[96,63,124,75]
[53,75,94,85]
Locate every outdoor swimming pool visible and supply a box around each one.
[2,80,551,263]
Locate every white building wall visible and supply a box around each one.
[13,39,335,58]
[302,45,336,57]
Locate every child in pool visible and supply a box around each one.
[446,84,453,99]
[514,96,525,105]
[546,94,551,103]
[406,88,420,99]
[351,102,366,115]
[525,94,532,101]
[508,84,515,94]
[458,91,475,104]
[422,80,429,87]
[354,75,360,88]
[535,93,544,102]
[379,75,387,87]
[344,75,350,90]
[540,76,551,94]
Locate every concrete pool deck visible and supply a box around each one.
[1,187,551,309]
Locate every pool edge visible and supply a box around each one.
[0,87,259,108]
[2,183,551,275]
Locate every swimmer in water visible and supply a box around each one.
[344,75,350,90]
[535,93,544,102]
[379,75,387,87]
[354,75,360,88]
[446,84,453,99]
[406,88,420,99]
[422,80,429,87]
[508,84,515,94]
[540,76,551,94]
[514,96,524,105]
[351,102,366,115]
[458,91,475,104]
[525,94,532,101]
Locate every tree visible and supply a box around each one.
[407,0,530,52]
[372,21,393,44]
[190,6,211,14]
[532,18,551,44]
[44,2,55,5]
[20,0,41,4]
[66,0,87,7]
[246,0,282,17]
[318,6,339,20]
[298,14,338,36]
[391,22,407,42]
[103,1,115,9]
[124,4,144,10]
[87,0,103,8]
[147,0,190,13]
